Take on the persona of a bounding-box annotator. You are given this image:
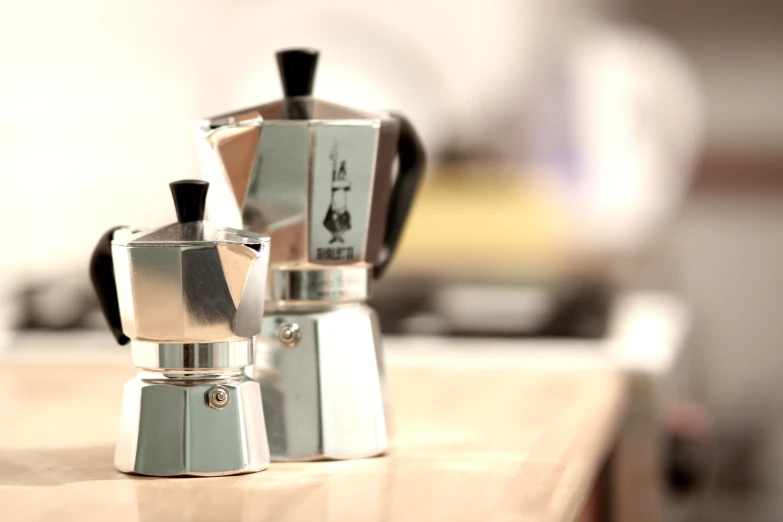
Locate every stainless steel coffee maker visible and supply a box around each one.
[198,48,426,461]
[90,180,272,476]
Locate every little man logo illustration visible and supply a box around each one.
[323,144,352,244]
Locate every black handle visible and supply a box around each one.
[374,113,426,279]
[276,48,319,98]
[170,180,208,222]
[89,227,129,345]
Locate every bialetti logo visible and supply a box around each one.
[322,144,352,243]
[319,143,357,260]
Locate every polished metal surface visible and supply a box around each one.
[131,340,253,371]
[195,51,422,464]
[198,110,399,272]
[199,108,397,462]
[100,188,273,477]
[112,232,270,343]
[253,305,388,461]
[115,372,269,476]
[267,266,372,305]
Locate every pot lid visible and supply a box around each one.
[112,180,268,248]
[203,48,386,125]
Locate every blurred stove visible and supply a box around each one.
[371,276,613,339]
[7,271,613,342]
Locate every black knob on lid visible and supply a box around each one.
[170,180,208,223]
[276,48,319,98]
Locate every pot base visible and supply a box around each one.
[254,304,389,461]
[115,372,270,477]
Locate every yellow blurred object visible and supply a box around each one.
[393,163,572,279]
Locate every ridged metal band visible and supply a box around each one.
[266,266,372,305]
[131,340,254,371]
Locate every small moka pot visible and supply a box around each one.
[90,180,271,476]
[198,48,426,461]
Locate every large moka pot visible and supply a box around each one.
[198,48,426,461]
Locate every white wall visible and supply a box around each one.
[622,0,783,157]
[0,0,565,282]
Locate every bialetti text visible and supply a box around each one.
[316,247,356,261]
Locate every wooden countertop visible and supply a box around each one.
[0,347,625,522]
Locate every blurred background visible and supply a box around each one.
[0,0,781,520]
